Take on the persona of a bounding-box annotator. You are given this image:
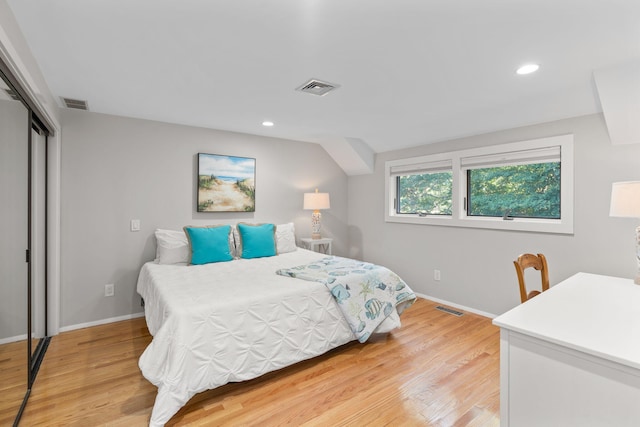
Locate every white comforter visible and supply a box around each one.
[137,249,402,426]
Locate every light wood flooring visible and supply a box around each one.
[1,339,29,425]
[7,298,500,426]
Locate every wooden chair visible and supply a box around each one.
[513,253,549,303]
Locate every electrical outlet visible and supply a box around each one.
[434,269,441,281]
[105,283,115,297]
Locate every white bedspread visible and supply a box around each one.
[137,248,402,426]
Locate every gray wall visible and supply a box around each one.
[60,109,348,328]
[348,113,640,316]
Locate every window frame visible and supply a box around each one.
[385,134,574,234]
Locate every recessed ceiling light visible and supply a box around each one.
[262,121,274,127]
[516,64,540,75]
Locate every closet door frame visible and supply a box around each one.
[1,58,53,427]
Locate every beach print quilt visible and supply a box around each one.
[277,256,416,342]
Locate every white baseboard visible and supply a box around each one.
[415,292,497,319]
[0,333,28,345]
[60,312,145,333]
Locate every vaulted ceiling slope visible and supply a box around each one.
[7,1,640,174]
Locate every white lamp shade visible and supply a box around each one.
[610,181,640,218]
[303,192,330,210]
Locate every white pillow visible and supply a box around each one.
[155,229,189,264]
[275,223,297,254]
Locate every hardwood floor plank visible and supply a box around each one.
[0,339,28,426]
[15,298,500,426]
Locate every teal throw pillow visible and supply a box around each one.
[238,223,276,259]
[183,225,233,265]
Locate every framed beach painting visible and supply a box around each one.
[197,153,256,212]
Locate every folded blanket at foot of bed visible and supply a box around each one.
[276,256,416,342]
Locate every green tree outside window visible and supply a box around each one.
[397,171,452,215]
[468,162,560,218]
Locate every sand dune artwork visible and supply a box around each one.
[197,153,256,212]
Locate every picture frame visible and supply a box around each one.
[197,153,256,212]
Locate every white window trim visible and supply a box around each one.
[385,134,574,234]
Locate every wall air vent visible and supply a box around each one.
[435,305,464,317]
[61,97,89,110]
[295,79,340,96]
[3,88,20,101]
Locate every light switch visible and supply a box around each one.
[131,219,141,232]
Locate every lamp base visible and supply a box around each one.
[311,210,322,240]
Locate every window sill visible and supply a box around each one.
[385,214,573,234]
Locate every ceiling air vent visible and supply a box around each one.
[3,88,20,101]
[61,97,89,110]
[295,79,340,96]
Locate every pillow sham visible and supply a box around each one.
[183,225,234,265]
[232,225,242,258]
[237,223,276,259]
[155,229,190,264]
[275,222,297,254]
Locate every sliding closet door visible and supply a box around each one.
[30,127,47,363]
[0,80,29,425]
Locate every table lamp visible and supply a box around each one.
[609,181,640,285]
[303,189,330,239]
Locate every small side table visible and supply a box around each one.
[300,237,333,255]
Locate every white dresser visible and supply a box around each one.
[493,273,640,427]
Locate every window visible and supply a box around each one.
[463,146,561,219]
[391,160,452,215]
[385,135,574,234]
[397,171,452,215]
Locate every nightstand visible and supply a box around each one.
[300,237,333,255]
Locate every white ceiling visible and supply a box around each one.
[7,1,640,161]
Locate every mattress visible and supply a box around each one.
[137,248,402,426]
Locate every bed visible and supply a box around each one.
[137,225,415,426]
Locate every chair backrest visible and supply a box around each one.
[513,253,549,303]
